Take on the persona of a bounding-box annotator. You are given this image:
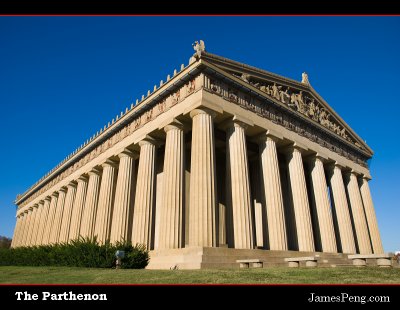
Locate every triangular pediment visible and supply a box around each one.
[199,51,372,157]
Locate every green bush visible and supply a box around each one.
[121,244,149,269]
[0,237,149,269]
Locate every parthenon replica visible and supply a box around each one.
[11,41,384,268]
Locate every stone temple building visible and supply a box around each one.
[11,41,383,268]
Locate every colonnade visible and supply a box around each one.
[11,108,383,254]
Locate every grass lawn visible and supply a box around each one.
[0,266,399,284]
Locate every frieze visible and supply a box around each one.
[18,77,199,208]
[232,73,365,151]
[206,75,368,168]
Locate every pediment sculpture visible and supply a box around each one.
[232,73,363,150]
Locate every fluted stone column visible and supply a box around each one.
[19,211,28,246]
[110,150,136,243]
[346,172,372,254]
[327,164,356,253]
[18,213,28,247]
[18,214,26,246]
[189,108,217,247]
[58,182,77,243]
[159,123,184,249]
[69,176,88,241]
[309,156,337,253]
[359,176,384,254]
[50,188,67,244]
[95,160,118,244]
[259,135,287,251]
[36,197,51,245]
[286,146,314,252]
[42,193,58,245]
[80,168,101,239]
[11,214,22,248]
[226,120,253,249]
[20,210,30,246]
[17,214,25,247]
[10,215,19,247]
[32,201,45,245]
[27,204,39,246]
[132,139,157,249]
[13,213,21,247]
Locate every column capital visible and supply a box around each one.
[159,118,186,132]
[77,175,89,183]
[138,135,158,147]
[118,148,139,159]
[326,161,345,171]
[315,152,329,161]
[304,153,328,165]
[350,170,361,177]
[24,209,29,214]
[343,169,360,178]
[282,143,308,157]
[51,191,59,198]
[101,159,118,168]
[44,196,51,202]
[32,203,39,209]
[164,120,184,133]
[39,200,45,205]
[67,180,78,188]
[88,167,102,176]
[59,186,68,193]
[257,132,281,144]
[362,174,372,181]
[219,115,253,132]
[189,108,217,119]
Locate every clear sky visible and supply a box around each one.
[0,17,398,252]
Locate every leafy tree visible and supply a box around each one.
[0,236,12,249]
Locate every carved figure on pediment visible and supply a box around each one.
[290,92,306,113]
[339,128,347,139]
[301,72,310,85]
[308,99,320,121]
[241,73,250,83]
[279,88,291,104]
[260,85,271,95]
[297,91,307,115]
[319,108,331,127]
[250,80,259,88]
[193,40,205,57]
[272,83,280,100]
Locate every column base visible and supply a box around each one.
[352,258,367,267]
[147,247,352,269]
[377,258,392,268]
[306,260,317,267]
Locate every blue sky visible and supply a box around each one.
[0,17,398,252]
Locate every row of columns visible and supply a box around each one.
[11,108,384,255]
